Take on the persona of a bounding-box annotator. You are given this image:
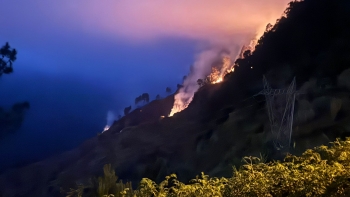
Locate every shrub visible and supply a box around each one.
[68,137,350,196]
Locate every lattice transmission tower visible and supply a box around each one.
[258,76,297,151]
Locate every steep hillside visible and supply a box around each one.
[1,0,350,196]
[109,94,174,133]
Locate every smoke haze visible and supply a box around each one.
[0,0,292,170]
[106,110,116,126]
[12,0,291,42]
[31,0,290,116]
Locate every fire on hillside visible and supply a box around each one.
[169,37,258,117]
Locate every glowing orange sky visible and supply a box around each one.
[46,0,291,42]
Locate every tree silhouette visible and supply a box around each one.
[166,87,171,94]
[135,95,143,105]
[233,0,350,85]
[155,94,161,100]
[141,93,149,103]
[0,102,30,139]
[197,79,205,87]
[135,93,150,105]
[0,42,17,76]
[0,42,30,139]
[124,106,131,116]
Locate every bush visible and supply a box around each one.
[68,138,350,196]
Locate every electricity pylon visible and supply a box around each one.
[258,76,297,151]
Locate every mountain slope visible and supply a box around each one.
[1,0,350,196]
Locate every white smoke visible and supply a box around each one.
[106,110,116,126]
[169,40,246,116]
[102,110,116,133]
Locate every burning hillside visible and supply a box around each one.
[169,36,259,117]
[208,56,234,84]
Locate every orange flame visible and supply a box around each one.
[169,30,264,117]
[169,92,193,116]
[208,56,234,84]
[208,37,259,84]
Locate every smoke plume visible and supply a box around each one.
[12,0,291,116]
[102,110,116,132]
[106,110,116,126]
[169,41,244,116]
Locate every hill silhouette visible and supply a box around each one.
[1,0,350,196]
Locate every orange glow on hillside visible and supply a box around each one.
[206,31,262,85]
[167,1,287,117]
[208,56,234,84]
[169,92,193,117]
[169,33,261,117]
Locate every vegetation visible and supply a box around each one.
[0,102,30,139]
[66,164,134,197]
[233,0,350,85]
[166,87,171,94]
[0,42,30,139]
[67,137,350,197]
[200,0,350,118]
[0,42,17,76]
[135,93,150,106]
[124,106,132,116]
[64,0,350,196]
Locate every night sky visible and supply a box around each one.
[0,0,290,171]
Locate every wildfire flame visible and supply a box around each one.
[208,38,258,84]
[169,30,263,117]
[238,38,258,59]
[208,56,234,84]
[205,34,260,85]
[168,54,236,117]
[169,92,194,116]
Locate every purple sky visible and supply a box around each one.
[0,0,289,171]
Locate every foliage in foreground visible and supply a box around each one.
[67,137,350,197]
